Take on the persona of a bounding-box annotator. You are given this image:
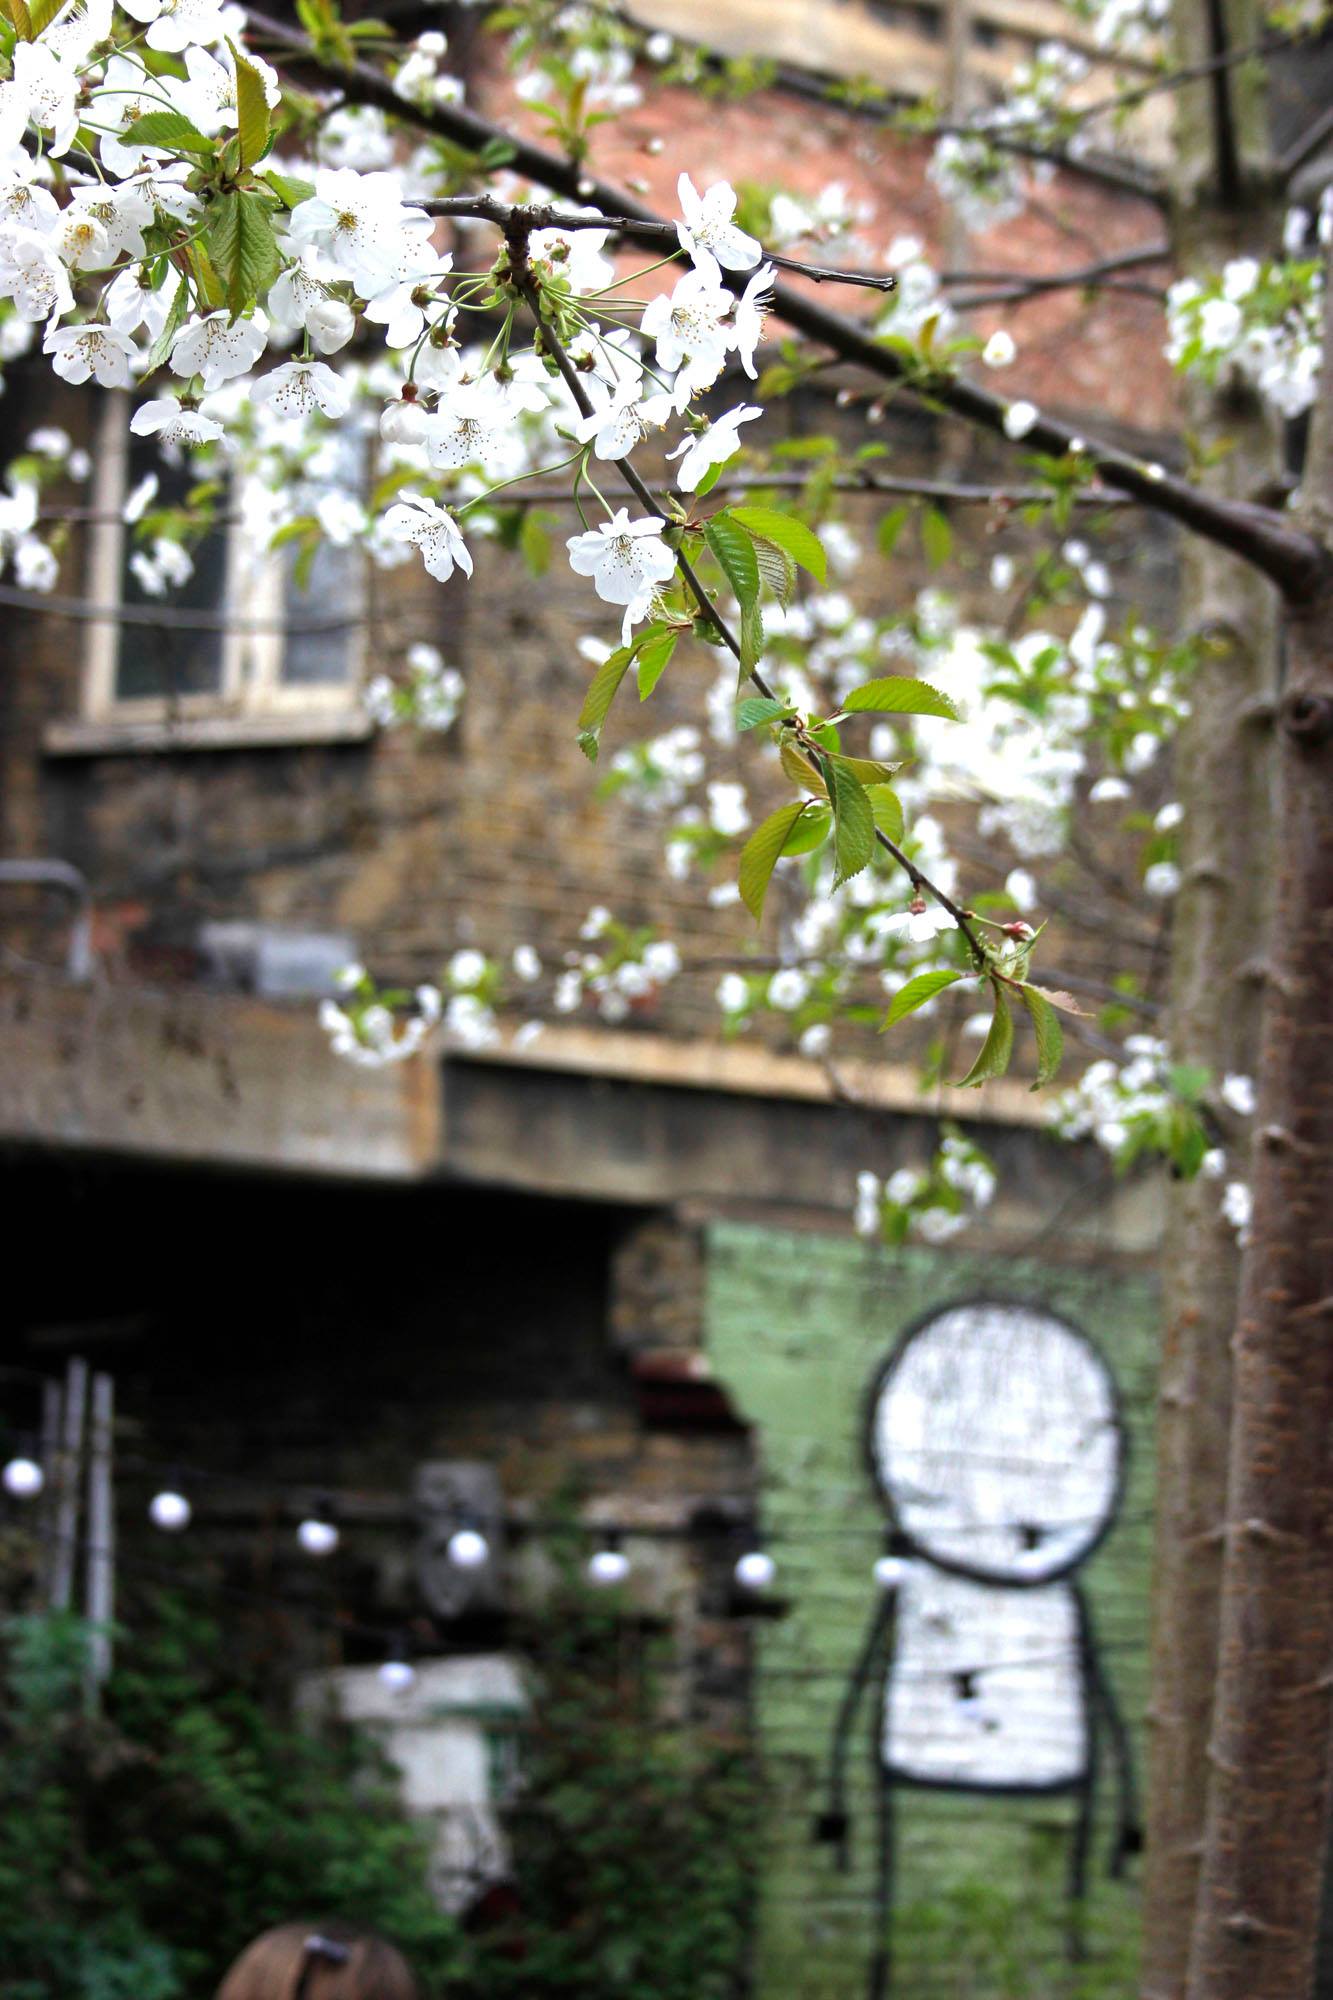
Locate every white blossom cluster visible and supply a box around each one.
[854,1130,998,1246]
[551,906,683,1024]
[319,963,443,1067]
[1166,242,1328,420]
[363,642,465,733]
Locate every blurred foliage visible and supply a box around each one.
[0,1580,759,2000]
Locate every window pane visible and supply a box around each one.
[114,435,228,702]
[279,423,367,688]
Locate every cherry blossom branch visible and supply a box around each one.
[244,10,1331,602]
[505,226,985,965]
[422,195,899,294]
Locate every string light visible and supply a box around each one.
[734,1550,776,1591]
[297,1516,339,1557]
[587,1537,630,1587]
[3,1456,43,1498]
[447,1526,490,1569]
[149,1490,191,1532]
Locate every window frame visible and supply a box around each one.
[80,391,367,728]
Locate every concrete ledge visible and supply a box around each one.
[0,973,438,1178]
[43,708,374,756]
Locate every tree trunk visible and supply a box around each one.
[1141,11,1279,1992]
[1184,248,1333,1994]
[1141,376,1277,2000]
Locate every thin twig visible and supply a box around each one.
[426,194,899,293]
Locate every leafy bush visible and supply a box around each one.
[0,1600,461,1999]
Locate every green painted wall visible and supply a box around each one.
[705,1223,1158,2000]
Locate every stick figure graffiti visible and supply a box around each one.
[814,1299,1140,1998]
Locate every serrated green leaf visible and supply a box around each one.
[736,696,792,731]
[1019,984,1064,1088]
[3,0,35,38]
[205,189,281,315]
[229,39,272,168]
[841,677,960,720]
[921,505,953,568]
[729,505,826,582]
[955,986,1014,1087]
[704,514,760,610]
[881,968,964,1031]
[29,0,65,31]
[739,801,810,920]
[864,783,904,843]
[826,758,875,888]
[750,533,797,605]
[636,627,677,700]
[126,109,215,152]
[576,643,634,758]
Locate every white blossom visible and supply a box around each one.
[170,310,270,390]
[676,173,761,271]
[565,510,676,641]
[667,404,762,491]
[382,493,473,581]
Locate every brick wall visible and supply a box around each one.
[705,1220,1158,1999]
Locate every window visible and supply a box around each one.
[77,392,369,739]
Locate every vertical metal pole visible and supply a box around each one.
[37,1376,62,1608]
[85,1373,115,1695]
[50,1356,87,1612]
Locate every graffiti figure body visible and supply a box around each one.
[816,1299,1139,1998]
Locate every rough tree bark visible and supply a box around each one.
[1141,5,1279,1989]
[1184,241,1333,1993]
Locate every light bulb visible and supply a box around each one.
[297,1518,339,1556]
[378,1659,416,1693]
[587,1548,630,1586]
[734,1550,776,1591]
[3,1457,43,1498]
[150,1490,191,1532]
[873,1556,905,1590]
[447,1527,489,1569]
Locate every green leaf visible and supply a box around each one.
[831,755,902,786]
[636,627,677,700]
[704,514,760,610]
[877,504,910,556]
[841,677,960,720]
[750,533,797,606]
[205,189,281,315]
[1019,984,1064,1088]
[864,783,904,842]
[229,39,271,168]
[125,109,215,153]
[29,0,65,31]
[825,758,875,888]
[779,803,831,856]
[729,505,826,582]
[881,968,964,1031]
[955,986,1014,1087]
[576,643,634,759]
[736,696,792,731]
[921,505,953,568]
[144,273,189,376]
[779,738,827,797]
[739,596,764,683]
[263,170,317,209]
[739,801,810,920]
